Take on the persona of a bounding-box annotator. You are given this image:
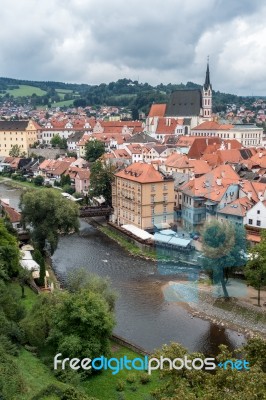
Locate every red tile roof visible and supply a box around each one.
[148,104,167,117]
[115,162,165,183]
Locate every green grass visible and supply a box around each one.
[10,282,37,312]
[99,226,157,260]
[82,343,159,400]
[0,176,61,192]
[51,99,74,108]
[9,280,159,400]
[15,348,64,400]
[0,85,47,97]
[55,88,73,94]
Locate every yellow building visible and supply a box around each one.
[112,162,175,230]
[0,120,39,156]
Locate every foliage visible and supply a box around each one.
[116,380,125,392]
[20,189,80,253]
[9,144,22,157]
[31,384,98,400]
[51,134,68,149]
[89,160,114,205]
[201,221,246,298]
[66,268,117,312]
[151,339,266,400]
[47,289,115,362]
[84,139,105,162]
[61,174,71,187]
[32,249,46,287]
[0,220,20,277]
[62,184,75,195]
[33,175,44,186]
[245,230,266,306]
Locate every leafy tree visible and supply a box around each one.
[66,268,116,312]
[20,189,80,254]
[85,139,105,162]
[32,249,46,287]
[245,230,266,306]
[18,268,32,299]
[90,160,114,205]
[51,134,63,148]
[201,221,246,298]
[33,175,44,186]
[152,338,266,400]
[0,220,20,277]
[9,144,21,157]
[62,184,75,195]
[61,174,71,187]
[48,289,114,362]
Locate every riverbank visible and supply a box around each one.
[0,176,43,190]
[98,225,158,261]
[162,280,266,338]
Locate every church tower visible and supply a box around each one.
[202,61,212,118]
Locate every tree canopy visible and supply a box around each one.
[89,160,114,205]
[84,139,105,162]
[245,230,266,306]
[0,220,20,277]
[201,221,246,298]
[20,189,80,254]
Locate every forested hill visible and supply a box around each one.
[0,76,256,113]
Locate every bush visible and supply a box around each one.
[116,380,125,392]
[139,373,151,384]
[34,175,44,186]
[11,173,18,180]
[126,373,137,384]
[62,184,75,195]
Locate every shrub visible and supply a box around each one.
[11,173,18,180]
[116,380,125,392]
[34,175,44,186]
[126,373,137,384]
[139,373,151,384]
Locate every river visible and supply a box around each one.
[0,183,246,355]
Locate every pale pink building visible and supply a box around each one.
[75,169,90,195]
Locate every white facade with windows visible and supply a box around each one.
[244,201,266,229]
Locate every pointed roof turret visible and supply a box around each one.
[204,61,212,90]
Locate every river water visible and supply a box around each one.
[0,183,246,355]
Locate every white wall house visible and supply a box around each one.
[245,201,266,229]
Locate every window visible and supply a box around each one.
[248,219,253,225]
[151,184,155,192]
[163,205,167,213]
[163,215,167,223]
[257,210,260,214]
[151,206,155,215]
[257,220,261,227]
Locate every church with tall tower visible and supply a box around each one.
[146,62,213,138]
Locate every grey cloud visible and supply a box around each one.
[0,0,265,94]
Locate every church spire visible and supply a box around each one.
[204,58,211,90]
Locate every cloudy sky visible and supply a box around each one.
[1,0,265,95]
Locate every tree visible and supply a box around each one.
[9,144,21,157]
[85,139,105,162]
[61,174,71,187]
[89,160,114,205]
[0,220,20,277]
[32,249,46,287]
[51,134,62,148]
[152,338,266,400]
[20,189,80,254]
[201,221,246,298]
[18,267,32,298]
[33,175,44,186]
[245,230,266,306]
[66,268,116,312]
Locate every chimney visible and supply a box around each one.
[259,152,263,158]
[221,171,225,178]
[247,191,252,200]
[228,142,231,150]
[216,178,222,186]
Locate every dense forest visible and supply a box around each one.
[0,76,260,114]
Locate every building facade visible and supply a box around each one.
[0,120,39,156]
[111,162,175,230]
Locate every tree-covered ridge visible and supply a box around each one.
[0,76,259,113]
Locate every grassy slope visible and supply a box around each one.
[51,99,74,107]
[0,85,47,97]
[10,282,159,400]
